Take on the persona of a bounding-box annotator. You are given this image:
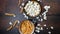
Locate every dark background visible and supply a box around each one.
[0,0,60,34]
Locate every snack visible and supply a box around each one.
[19,20,35,34]
[24,1,41,17]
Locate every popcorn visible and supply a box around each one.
[24,1,41,17]
[48,31,51,34]
[35,30,40,33]
[50,26,54,29]
[44,6,50,10]
[21,3,24,6]
[40,27,43,30]
[9,22,12,25]
[44,24,46,27]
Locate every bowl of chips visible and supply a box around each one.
[19,20,35,34]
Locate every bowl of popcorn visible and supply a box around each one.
[24,1,41,17]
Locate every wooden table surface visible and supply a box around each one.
[0,0,60,34]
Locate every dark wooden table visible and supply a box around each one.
[0,0,60,34]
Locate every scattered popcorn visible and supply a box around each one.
[20,6,22,8]
[21,3,24,6]
[43,14,47,20]
[23,13,26,16]
[17,20,20,24]
[24,15,28,19]
[44,24,46,27]
[42,10,48,15]
[36,17,39,19]
[26,16,28,19]
[48,31,51,34]
[41,18,43,22]
[42,6,50,20]
[44,6,50,10]
[13,15,16,17]
[37,24,41,26]
[36,27,40,30]
[35,30,40,33]
[40,27,43,30]
[9,22,12,25]
[23,13,28,19]
[50,26,54,29]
